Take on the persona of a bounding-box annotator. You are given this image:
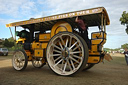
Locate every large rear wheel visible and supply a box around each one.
[46,32,89,76]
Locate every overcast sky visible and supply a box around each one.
[0,0,128,49]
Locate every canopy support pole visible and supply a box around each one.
[9,27,14,40]
[101,13,103,31]
[15,26,16,41]
[104,18,106,32]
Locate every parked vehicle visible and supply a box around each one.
[0,48,8,56]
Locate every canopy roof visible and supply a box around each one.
[6,7,110,31]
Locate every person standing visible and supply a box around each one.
[75,16,91,49]
[123,48,128,65]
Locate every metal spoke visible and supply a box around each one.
[69,42,77,50]
[39,62,41,66]
[20,62,23,68]
[35,61,37,65]
[14,58,17,62]
[59,41,63,49]
[60,37,65,46]
[63,62,67,73]
[16,62,18,67]
[65,38,69,47]
[55,56,62,62]
[19,55,22,59]
[61,60,64,70]
[19,62,21,68]
[66,59,72,71]
[69,56,79,63]
[33,61,36,64]
[37,61,40,66]
[21,62,24,67]
[70,51,82,54]
[72,55,82,60]
[18,56,20,61]
[69,37,72,47]
[54,59,63,67]
[70,59,75,70]
[53,44,62,51]
[53,49,62,54]
[50,54,61,57]
[72,45,80,51]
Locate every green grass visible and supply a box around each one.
[104,55,126,66]
[0,52,13,60]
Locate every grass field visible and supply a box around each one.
[0,53,128,85]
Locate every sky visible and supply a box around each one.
[0,0,128,49]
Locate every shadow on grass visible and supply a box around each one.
[0,53,12,61]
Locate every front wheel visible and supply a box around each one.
[46,32,89,76]
[5,53,8,56]
[12,50,28,71]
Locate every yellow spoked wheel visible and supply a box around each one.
[12,50,28,71]
[46,32,89,76]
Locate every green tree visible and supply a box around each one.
[8,37,14,42]
[121,43,128,49]
[3,38,14,48]
[120,11,128,34]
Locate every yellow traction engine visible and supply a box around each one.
[6,7,110,76]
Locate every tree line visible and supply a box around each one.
[0,37,22,51]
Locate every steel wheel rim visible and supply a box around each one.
[12,51,26,70]
[47,33,85,75]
